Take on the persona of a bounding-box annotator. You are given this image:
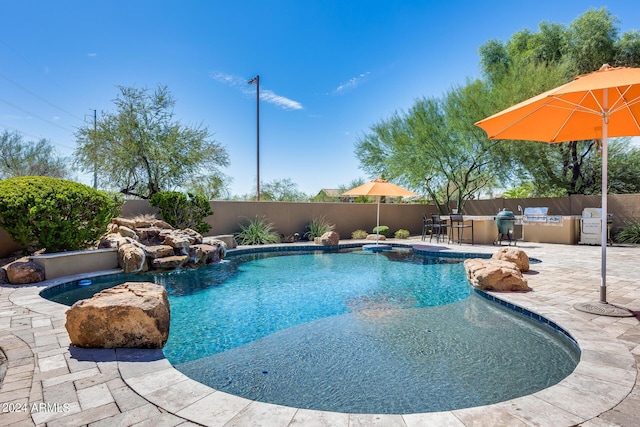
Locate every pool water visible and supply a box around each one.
[44,248,580,414]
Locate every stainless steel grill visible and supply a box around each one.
[522,207,549,222]
[579,208,612,245]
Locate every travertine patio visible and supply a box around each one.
[1,240,639,426]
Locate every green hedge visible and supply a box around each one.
[149,191,212,234]
[0,176,117,252]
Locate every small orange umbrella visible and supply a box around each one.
[476,64,640,315]
[342,178,418,244]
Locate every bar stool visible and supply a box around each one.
[429,214,447,243]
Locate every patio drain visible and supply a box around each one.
[574,302,634,317]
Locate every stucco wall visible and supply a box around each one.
[1,194,639,257]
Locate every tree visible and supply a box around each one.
[478,8,640,196]
[355,80,509,214]
[0,130,70,179]
[74,85,229,199]
[259,178,309,201]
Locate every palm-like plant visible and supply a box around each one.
[235,216,281,245]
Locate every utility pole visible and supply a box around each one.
[248,75,260,201]
[93,109,97,189]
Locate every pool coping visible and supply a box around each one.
[2,241,638,426]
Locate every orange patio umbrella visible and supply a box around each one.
[342,178,418,245]
[475,64,640,316]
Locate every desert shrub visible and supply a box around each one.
[372,225,389,237]
[394,229,410,239]
[351,229,368,239]
[304,215,335,241]
[149,191,212,234]
[614,219,640,243]
[235,216,281,245]
[0,176,117,252]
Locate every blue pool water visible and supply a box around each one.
[44,248,580,414]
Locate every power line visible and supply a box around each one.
[0,123,76,151]
[0,96,76,133]
[0,71,84,121]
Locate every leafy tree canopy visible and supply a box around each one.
[0,130,70,179]
[74,85,229,199]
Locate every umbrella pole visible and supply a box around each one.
[600,113,608,303]
[376,196,380,245]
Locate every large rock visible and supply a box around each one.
[492,247,530,272]
[152,255,189,270]
[118,243,147,273]
[464,258,530,292]
[366,234,387,241]
[6,261,45,284]
[144,245,174,259]
[314,231,340,246]
[189,244,222,264]
[98,233,129,249]
[162,233,191,250]
[0,267,8,284]
[65,282,170,349]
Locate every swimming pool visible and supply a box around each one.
[44,247,580,414]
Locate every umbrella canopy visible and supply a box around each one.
[475,64,640,315]
[342,178,418,244]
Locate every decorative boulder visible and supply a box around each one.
[0,267,9,284]
[144,245,174,259]
[118,243,147,273]
[463,258,530,292]
[492,247,530,272]
[6,261,45,284]
[366,234,386,241]
[314,231,339,246]
[98,233,129,249]
[65,282,170,349]
[152,255,189,270]
[162,233,190,250]
[118,226,138,240]
[189,244,221,264]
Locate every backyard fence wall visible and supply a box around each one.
[2,194,640,257]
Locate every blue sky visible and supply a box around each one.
[1,1,639,197]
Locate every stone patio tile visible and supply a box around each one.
[560,371,633,404]
[87,403,161,427]
[41,367,100,388]
[45,402,119,427]
[144,377,216,413]
[535,383,615,419]
[597,392,640,427]
[451,405,528,427]
[0,385,31,403]
[31,401,81,425]
[287,408,350,426]
[42,380,79,406]
[403,412,465,427]
[348,413,406,427]
[38,353,67,372]
[225,400,297,427]
[175,391,252,427]
[494,395,583,426]
[128,411,192,427]
[107,382,150,412]
[77,383,114,410]
[573,360,637,386]
[124,367,190,396]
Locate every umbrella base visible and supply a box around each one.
[573,301,634,317]
[363,244,392,252]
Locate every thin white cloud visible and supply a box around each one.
[87,53,97,57]
[260,89,302,110]
[211,71,303,110]
[334,72,371,95]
